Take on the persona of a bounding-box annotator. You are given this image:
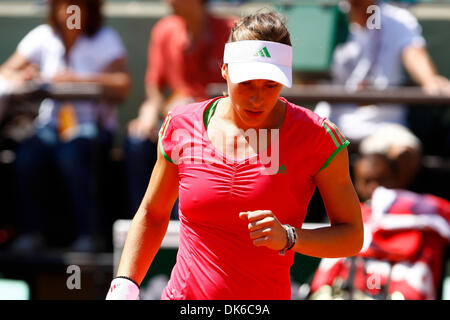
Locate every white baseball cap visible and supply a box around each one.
[223,40,293,88]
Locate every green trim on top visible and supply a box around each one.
[158,123,175,164]
[323,122,340,148]
[326,119,345,144]
[160,114,172,140]
[318,140,350,174]
[204,98,221,130]
[159,98,222,164]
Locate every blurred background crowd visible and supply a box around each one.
[0,0,449,300]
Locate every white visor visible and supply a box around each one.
[224,40,292,88]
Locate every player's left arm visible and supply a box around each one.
[296,148,364,258]
[240,148,364,258]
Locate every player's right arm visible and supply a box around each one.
[115,136,179,286]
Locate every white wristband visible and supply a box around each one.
[106,277,140,300]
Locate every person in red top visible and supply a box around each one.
[145,8,234,102]
[124,0,235,217]
[310,153,450,300]
[108,10,363,300]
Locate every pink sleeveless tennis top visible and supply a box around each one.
[158,97,349,299]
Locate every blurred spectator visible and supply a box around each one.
[0,77,10,124]
[309,153,450,300]
[124,0,235,218]
[0,0,131,252]
[315,0,450,143]
[359,123,422,190]
[358,123,450,200]
[352,153,396,203]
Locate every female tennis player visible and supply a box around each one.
[106,10,364,300]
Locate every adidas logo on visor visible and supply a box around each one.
[223,40,293,88]
[254,46,271,58]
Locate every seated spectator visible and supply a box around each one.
[352,153,396,203]
[358,123,422,190]
[310,153,450,300]
[315,0,450,143]
[0,0,131,252]
[124,0,235,218]
[358,123,450,200]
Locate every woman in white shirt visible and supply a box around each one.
[0,0,131,252]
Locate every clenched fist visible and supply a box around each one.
[239,210,288,251]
